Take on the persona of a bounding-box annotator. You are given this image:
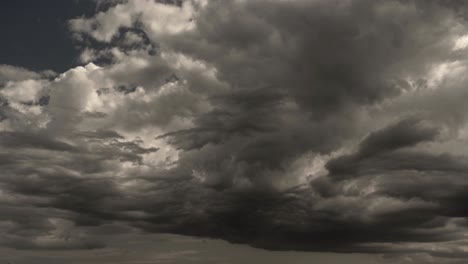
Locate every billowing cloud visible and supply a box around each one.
[3,0,468,263]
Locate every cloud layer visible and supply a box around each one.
[3,0,468,262]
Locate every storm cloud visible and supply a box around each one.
[3,0,468,263]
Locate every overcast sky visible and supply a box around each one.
[2,0,468,263]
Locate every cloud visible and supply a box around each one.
[3,0,468,262]
[0,64,56,84]
[325,117,445,178]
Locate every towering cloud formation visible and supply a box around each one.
[2,0,468,262]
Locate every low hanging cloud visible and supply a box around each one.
[3,0,468,262]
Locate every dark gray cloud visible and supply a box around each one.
[0,131,76,151]
[326,117,444,178]
[3,0,468,263]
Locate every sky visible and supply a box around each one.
[2,0,468,263]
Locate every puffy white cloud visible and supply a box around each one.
[70,0,199,42]
[1,79,46,103]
